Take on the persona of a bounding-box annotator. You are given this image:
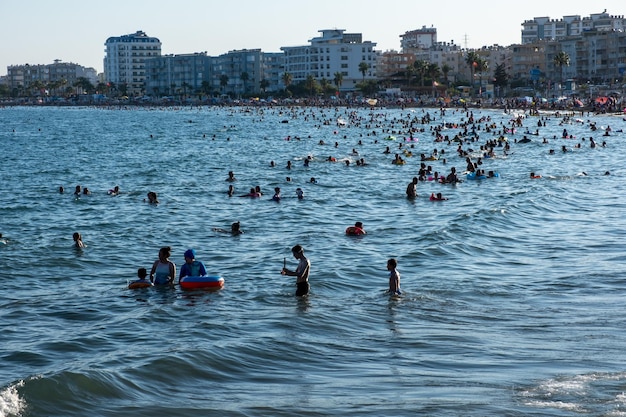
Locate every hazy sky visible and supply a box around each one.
[0,0,623,75]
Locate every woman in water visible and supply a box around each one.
[150,246,176,285]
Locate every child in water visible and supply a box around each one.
[387,258,401,296]
[73,232,85,248]
[137,268,149,282]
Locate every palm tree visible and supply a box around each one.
[553,51,570,88]
[405,64,415,86]
[240,71,249,95]
[475,58,489,95]
[181,82,192,99]
[427,63,441,85]
[282,72,293,93]
[30,80,45,97]
[333,72,343,91]
[260,79,270,94]
[413,60,428,87]
[319,78,330,96]
[305,74,318,97]
[201,80,211,99]
[441,64,452,86]
[358,62,370,81]
[465,51,480,95]
[220,74,229,94]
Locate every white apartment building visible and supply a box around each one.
[521,10,626,44]
[400,26,437,51]
[281,29,378,91]
[104,30,161,96]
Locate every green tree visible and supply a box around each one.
[493,63,509,96]
[30,80,46,97]
[220,74,229,94]
[356,80,378,96]
[358,62,370,81]
[181,82,191,99]
[413,60,428,86]
[426,63,441,85]
[201,80,211,98]
[282,72,293,94]
[441,64,452,85]
[73,77,95,94]
[333,72,343,91]
[305,74,318,97]
[553,51,570,86]
[475,58,489,95]
[465,51,480,95]
[240,71,249,94]
[259,78,270,93]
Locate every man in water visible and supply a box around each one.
[406,177,418,198]
[281,244,310,296]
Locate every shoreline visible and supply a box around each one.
[0,98,624,117]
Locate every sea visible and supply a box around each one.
[1,103,626,417]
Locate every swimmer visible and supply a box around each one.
[226,171,236,181]
[272,187,281,202]
[346,221,366,235]
[108,185,120,196]
[82,187,91,195]
[228,184,235,197]
[296,188,304,199]
[74,185,81,196]
[430,192,447,201]
[73,232,85,248]
[0,233,7,245]
[310,177,317,184]
[59,186,64,194]
[240,188,261,198]
[213,221,244,235]
[146,191,159,204]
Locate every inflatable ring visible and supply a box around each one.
[129,280,153,289]
[180,275,225,290]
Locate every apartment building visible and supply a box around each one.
[6,60,97,92]
[522,10,626,44]
[145,52,212,97]
[104,30,161,96]
[281,29,378,91]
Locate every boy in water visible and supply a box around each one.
[281,244,310,296]
[387,258,401,295]
[137,268,149,281]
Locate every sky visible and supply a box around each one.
[0,0,624,76]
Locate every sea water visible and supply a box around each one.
[1,105,626,416]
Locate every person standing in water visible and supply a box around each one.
[387,258,401,296]
[406,177,418,199]
[150,246,176,285]
[281,244,310,296]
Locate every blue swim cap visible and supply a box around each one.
[184,249,196,259]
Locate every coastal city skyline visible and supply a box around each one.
[1,0,623,76]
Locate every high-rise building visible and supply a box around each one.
[281,29,378,91]
[104,30,161,96]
